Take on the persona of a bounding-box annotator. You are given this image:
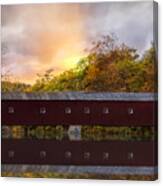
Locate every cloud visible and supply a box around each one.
[1,2,153,84]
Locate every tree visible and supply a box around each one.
[2,35,157,93]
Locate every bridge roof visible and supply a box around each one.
[1,92,157,101]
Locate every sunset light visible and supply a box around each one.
[62,55,84,69]
[2,3,153,86]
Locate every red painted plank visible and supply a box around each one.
[2,100,157,126]
[2,139,157,166]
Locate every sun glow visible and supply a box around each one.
[62,55,84,69]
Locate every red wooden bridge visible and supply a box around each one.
[1,92,157,168]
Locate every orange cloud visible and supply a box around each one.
[2,4,87,84]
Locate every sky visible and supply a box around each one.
[1,1,154,84]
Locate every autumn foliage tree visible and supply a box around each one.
[1,35,157,93]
